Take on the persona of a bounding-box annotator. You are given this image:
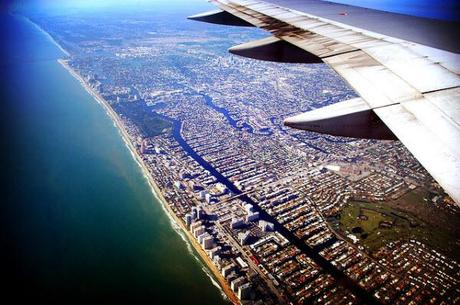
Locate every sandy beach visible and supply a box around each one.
[58,58,240,305]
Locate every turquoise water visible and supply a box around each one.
[1,13,228,305]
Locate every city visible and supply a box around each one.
[32,6,460,305]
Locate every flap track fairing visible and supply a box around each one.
[187,10,254,27]
[284,98,397,140]
[229,36,323,64]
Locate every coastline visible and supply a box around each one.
[57,58,240,305]
[19,15,71,57]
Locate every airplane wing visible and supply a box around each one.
[189,0,460,205]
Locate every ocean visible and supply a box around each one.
[1,12,228,305]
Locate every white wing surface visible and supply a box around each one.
[190,0,460,204]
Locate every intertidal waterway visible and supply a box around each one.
[166,116,378,304]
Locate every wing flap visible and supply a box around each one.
[203,0,460,204]
[364,44,460,92]
[324,50,422,108]
[375,92,460,203]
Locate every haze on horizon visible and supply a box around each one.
[6,0,460,21]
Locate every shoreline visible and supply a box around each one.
[19,15,71,57]
[58,59,240,305]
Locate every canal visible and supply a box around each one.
[168,117,379,305]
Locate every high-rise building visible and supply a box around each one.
[244,203,254,213]
[231,217,245,229]
[238,231,251,245]
[231,277,246,292]
[202,235,214,250]
[193,225,205,238]
[238,283,252,300]
[184,213,192,227]
[221,263,235,278]
[174,181,185,190]
[259,220,274,232]
[198,190,207,201]
[246,211,259,222]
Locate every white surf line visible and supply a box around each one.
[58,58,230,302]
[19,15,70,57]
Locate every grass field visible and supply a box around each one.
[337,199,459,260]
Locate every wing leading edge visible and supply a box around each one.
[189,0,460,205]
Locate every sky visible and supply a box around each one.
[329,0,460,21]
[3,0,460,21]
[6,0,207,11]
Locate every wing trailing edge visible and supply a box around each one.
[190,0,460,205]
